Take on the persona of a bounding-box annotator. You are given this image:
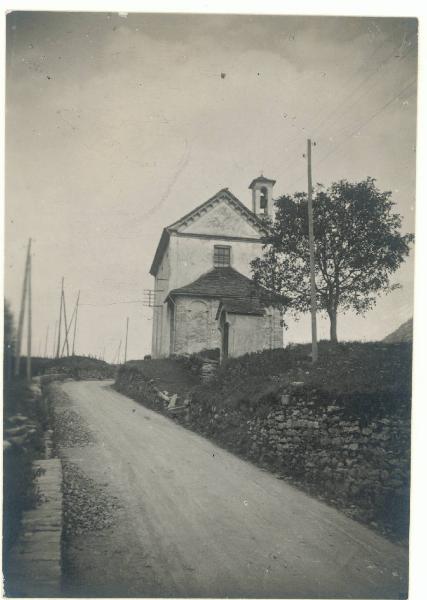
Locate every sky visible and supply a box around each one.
[5,12,418,361]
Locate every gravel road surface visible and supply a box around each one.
[58,380,408,598]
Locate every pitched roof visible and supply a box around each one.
[248,176,276,189]
[216,297,265,317]
[167,267,287,310]
[149,188,268,276]
[167,267,257,299]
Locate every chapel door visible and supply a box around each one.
[222,322,229,359]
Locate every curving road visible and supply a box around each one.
[59,380,408,598]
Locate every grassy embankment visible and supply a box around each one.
[118,342,411,541]
[126,341,411,419]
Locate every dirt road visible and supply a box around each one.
[58,380,408,598]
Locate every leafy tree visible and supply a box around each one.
[251,178,414,342]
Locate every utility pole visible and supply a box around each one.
[124,317,129,363]
[72,290,80,356]
[61,301,77,357]
[26,245,32,383]
[52,320,58,358]
[116,339,122,365]
[61,287,70,357]
[14,238,31,376]
[307,139,318,363]
[56,278,64,358]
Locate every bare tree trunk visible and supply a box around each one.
[329,309,338,343]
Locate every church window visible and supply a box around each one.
[214,245,231,267]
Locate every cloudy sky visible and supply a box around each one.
[5,12,417,361]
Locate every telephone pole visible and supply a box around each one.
[14,238,31,376]
[307,139,318,363]
[60,301,77,357]
[26,244,32,382]
[124,317,129,363]
[56,278,64,358]
[62,287,70,357]
[52,320,58,358]
[72,291,80,356]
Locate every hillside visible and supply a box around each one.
[383,318,413,343]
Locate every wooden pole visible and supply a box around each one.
[56,278,64,358]
[61,289,70,357]
[72,290,80,356]
[52,320,58,358]
[124,317,129,363]
[14,239,31,376]
[26,246,32,383]
[307,139,318,363]
[61,302,77,357]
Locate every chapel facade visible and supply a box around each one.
[149,176,284,359]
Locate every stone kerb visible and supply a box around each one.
[6,459,63,597]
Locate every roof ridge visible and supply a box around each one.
[150,188,269,276]
[166,188,267,232]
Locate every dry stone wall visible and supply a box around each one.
[115,366,410,541]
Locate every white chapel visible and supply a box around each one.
[149,176,285,359]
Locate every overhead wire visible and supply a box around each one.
[310,42,417,143]
[290,76,417,190]
[282,35,392,152]
[282,33,417,178]
[314,77,417,169]
[306,33,417,140]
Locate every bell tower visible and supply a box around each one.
[249,176,276,219]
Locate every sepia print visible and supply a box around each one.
[3,10,417,599]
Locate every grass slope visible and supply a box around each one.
[125,358,199,396]
[125,341,412,419]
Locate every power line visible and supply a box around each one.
[290,76,416,191]
[282,35,392,152]
[307,36,417,142]
[80,300,145,307]
[315,77,417,170]
[283,34,417,177]
[309,42,417,144]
